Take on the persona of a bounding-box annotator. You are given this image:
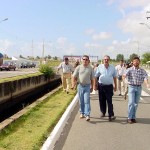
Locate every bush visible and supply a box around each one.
[39,64,55,78]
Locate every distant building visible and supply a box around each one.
[63,55,98,63]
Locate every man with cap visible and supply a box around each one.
[57,57,74,94]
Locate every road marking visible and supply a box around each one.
[141,90,149,96]
[140,97,144,101]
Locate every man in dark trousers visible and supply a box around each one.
[94,55,117,121]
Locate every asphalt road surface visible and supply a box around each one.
[0,68,39,79]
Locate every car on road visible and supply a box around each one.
[0,62,16,71]
[20,62,36,68]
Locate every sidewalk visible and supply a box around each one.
[54,92,150,150]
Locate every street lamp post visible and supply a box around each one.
[139,22,150,29]
[0,18,8,23]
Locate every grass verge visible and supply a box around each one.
[0,89,76,150]
[0,72,43,83]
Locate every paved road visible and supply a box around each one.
[54,88,150,150]
[0,68,39,79]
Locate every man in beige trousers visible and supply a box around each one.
[57,57,74,94]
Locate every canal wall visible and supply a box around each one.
[0,75,61,112]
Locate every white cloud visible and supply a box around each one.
[92,32,112,41]
[120,0,150,9]
[0,39,14,52]
[85,28,95,35]
[56,37,67,46]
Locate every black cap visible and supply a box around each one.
[64,57,69,60]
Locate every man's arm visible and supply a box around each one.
[113,77,117,91]
[93,77,97,90]
[71,76,77,89]
[144,79,150,88]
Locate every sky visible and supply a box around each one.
[0,0,150,59]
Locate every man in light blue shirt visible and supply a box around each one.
[94,55,117,121]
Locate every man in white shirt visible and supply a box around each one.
[57,57,74,94]
[115,60,125,96]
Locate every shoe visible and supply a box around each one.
[127,119,133,124]
[100,113,105,118]
[66,91,69,94]
[109,116,116,121]
[131,119,137,123]
[80,114,85,119]
[123,95,126,100]
[86,116,90,121]
[119,94,122,96]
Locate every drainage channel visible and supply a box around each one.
[0,78,61,123]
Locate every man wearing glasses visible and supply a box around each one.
[72,55,94,121]
[94,55,117,121]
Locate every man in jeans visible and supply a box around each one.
[71,55,94,121]
[124,57,150,124]
[94,55,117,121]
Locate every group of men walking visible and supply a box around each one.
[57,55,150,123]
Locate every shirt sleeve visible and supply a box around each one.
[57,62,62,69]
[72,66,79,77]
[113,67,117,77]
[143,70,148,80]
[125,68,130,76]
[95,66,101,77]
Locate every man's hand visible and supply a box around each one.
[93,85,97,91]
[114,86,117,92]
[147,83,150,88]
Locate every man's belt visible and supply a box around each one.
[129,84,141,87]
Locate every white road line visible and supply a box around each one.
[140,97,144,101]
[141,90,150,96]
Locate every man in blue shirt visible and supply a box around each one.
[94,55,117,121]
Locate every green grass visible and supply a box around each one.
[0,89,76,150]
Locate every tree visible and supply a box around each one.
[36,56,40,59]
[129,53,138,62]
[47,55,51,59]
[142,52,150,64]
[53,56,58,60]
[116,54,124,61]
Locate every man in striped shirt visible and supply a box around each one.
[124,57,150,124]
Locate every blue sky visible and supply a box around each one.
[0,0,150,59]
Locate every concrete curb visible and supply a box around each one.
[41,93,79,150]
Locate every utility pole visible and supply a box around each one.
[31,40,34,59]
[42,39,45,63]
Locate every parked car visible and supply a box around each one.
[20,62,36,68]
[0,62,16,71]
[20,62,28,68]
[30,62,36,68]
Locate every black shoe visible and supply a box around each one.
[66,91,69,94]
[109,116,116,121]
[119,94,122,96]
[100,113,105,118]
[131,119,137,123]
